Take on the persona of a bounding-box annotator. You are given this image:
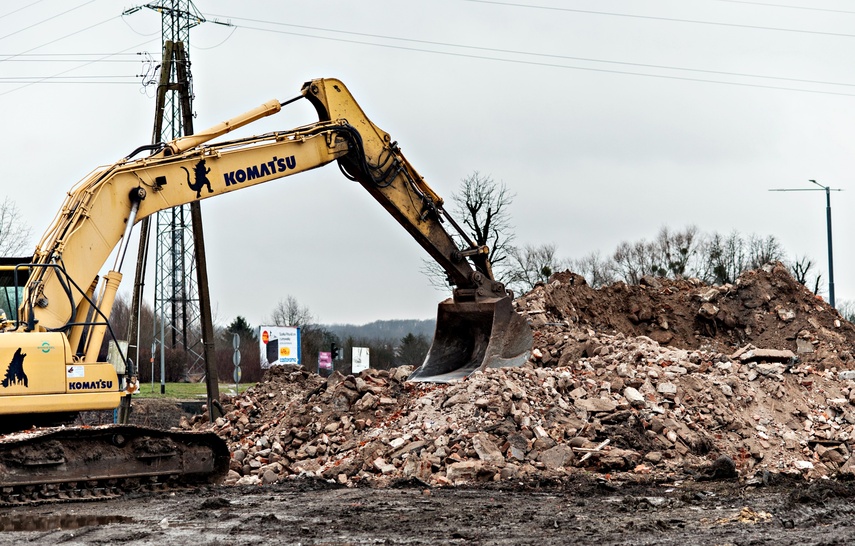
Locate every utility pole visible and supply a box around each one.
[123,1,228,420]
[769,180,842,308]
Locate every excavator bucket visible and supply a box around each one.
[408,296,532,383]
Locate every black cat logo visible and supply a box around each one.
[181,159,214,199]
[2,348,28,388]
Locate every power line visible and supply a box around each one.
[709,0,855,15]
[0,15,123,62]
[0,75,137,80]
[192,25,237,50]
[0,0,47,20]
[462,0,855,39]
[3,5,848,97]
[0,39,153,96]
[0,53,142,56]
[0,57,141,63]
[206,16,855,97]
[0,80,137,84]
[0,0,97,42]
[120,12,161,37]
[207,14,855,90]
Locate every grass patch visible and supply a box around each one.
[136,382,253,399]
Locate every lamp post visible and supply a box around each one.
[769,180,842,308]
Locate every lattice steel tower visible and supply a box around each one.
[144,1,207,379]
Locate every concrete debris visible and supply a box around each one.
[189,263,855,487]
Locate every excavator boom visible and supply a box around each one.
[9,78,529,386]
[0,77,531,499]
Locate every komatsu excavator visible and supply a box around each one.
[0,78,532,503]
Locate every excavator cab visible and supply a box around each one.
[0,257,29,326]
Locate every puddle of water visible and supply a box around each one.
[0,514,133,532]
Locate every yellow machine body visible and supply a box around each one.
[0,332,120,414]
[1,78,531,426]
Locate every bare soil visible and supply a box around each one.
[0,477,853,545]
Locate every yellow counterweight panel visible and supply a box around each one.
[0,332,121,414]
[0,332,70,396]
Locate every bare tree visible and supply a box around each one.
[837,300,855,323]
[697,231,745,284]
[453,172,516,274]
[0,197,32,256]
[592,226,702,285]
[567,226,803,289]
[656,225,701,278]
[693,231,786,285]
[269,295,313,327]
[506,243,559,293]
[747,234,784,269]
[787,255,820,288]
[422,172,516,289]
[611,239,664,285]
[568,250,616,288]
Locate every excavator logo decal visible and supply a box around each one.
[68,380,113,390]
[1,348,28,388]
[224,155,296,186]
[181,159,214,199]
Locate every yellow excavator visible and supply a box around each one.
[0,78,532,502]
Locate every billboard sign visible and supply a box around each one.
[352,347,370,373]
[318,351,332,372]
[259,326,301,369]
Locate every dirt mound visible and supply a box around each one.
[523,262,855,369]
[186,263,855,488]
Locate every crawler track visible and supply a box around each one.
[0,425,229,507]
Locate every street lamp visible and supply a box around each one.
[769,180,842,308]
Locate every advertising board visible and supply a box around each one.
[259,326,301,368]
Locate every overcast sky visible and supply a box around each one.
[3,0,854,328]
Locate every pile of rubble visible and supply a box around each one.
[188,263,855,487]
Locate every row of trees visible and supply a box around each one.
[568,226,823,291]
[424,173,824,296]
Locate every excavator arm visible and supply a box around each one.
[7,78,530,406]
[0,78,533,502]
[302,79,501,295]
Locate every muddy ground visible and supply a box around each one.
[0,477,853,545]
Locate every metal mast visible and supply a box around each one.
[123,1,207,385]
[769,180,842,308]
[153,1,204,385]
[123,0,224,419]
